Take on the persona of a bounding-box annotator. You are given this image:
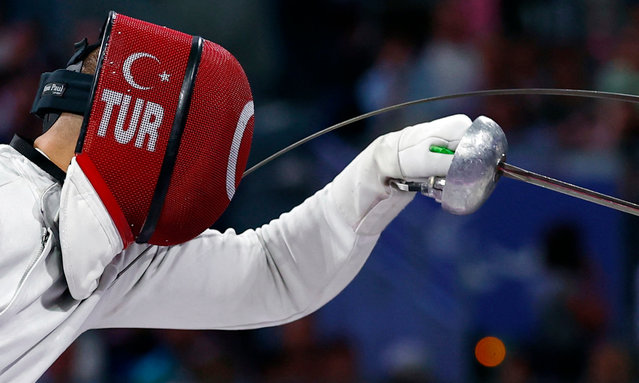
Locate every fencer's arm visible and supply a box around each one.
[86,115,471,330]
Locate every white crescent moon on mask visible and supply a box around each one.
[123,52,160,90]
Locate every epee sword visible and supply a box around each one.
[242,88,639,217]
[497,162,639,216]
[391,116,639,216]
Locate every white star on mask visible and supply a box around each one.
[159,71,170,82]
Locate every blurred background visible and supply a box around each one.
[2,0,639,381]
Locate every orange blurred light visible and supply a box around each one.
[475,336,506,367]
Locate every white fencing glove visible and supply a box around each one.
[328,114,472,235]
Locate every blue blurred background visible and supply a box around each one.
[2,0,639,381]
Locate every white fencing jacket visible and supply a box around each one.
[0,139,417,382]
[0,114,470,382]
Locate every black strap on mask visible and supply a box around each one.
[30,38,100,133]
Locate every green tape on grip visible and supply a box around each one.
[429,145,455,155]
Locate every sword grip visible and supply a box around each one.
[390,176,447,202]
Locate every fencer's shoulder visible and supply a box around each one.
[0,144,38,200]
[0,145,47,268]
[0,144,60,239]
[0,144,23,180]
[0,143,58,192]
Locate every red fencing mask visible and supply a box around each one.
[75,11,254,246]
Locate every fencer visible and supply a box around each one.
[0,12,473,381]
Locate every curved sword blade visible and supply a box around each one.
[243,88,639,177]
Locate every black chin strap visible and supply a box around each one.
[9,135,66,184]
